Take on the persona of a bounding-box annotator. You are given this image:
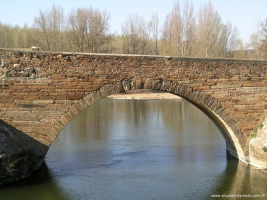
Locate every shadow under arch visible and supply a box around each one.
[49,78,248,164]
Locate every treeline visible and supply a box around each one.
[0,1,267,59]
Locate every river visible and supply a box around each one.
[0,98,266,200]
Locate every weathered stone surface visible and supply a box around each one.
[0,120,48,185]
[0,48,267,184]
[249,117,267,169]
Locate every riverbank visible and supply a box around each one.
[107,90,183,100]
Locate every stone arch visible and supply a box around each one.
[48,78,248,163]
[141,78,248,163]
[49,82,122,145]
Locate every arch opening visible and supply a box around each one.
[50,78,248,164]
[42,94,231,199]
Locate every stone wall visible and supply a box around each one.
[0,49,267,184]
[249,117,267,170]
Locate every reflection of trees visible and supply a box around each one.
[58,98,223,145]
[161,100,217,136]
[208,158,267,198]
[50,98,267,198]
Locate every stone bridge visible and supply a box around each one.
[0,49,267,184]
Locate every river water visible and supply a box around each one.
[0,98,266,200]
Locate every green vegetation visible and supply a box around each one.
[5,158,18,174]
[258,123,264,130]
[253,123,265,135]
[250,133,257,138]
[0,1,266,59]
[262,146,267,152]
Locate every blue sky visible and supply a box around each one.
[0,0,266,42]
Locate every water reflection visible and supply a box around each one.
[0,163,69,200]
[0,99,266,200]
[212,157,267,198]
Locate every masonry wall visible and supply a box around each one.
[0,49,267,183]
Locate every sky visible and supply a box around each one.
[0,0,266,43]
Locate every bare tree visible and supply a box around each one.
[0,23,13,48]
[0,1,243,58]
[67,8,89,52]
[164,2,182,56]
[180,0,196,57]
[121,14,149,54]
[32,4,65,51]
[248,19,267,59]
[232,39,247,59]
[260,19,267,57]
[87,9,112,53]
[19,23,34,48]
[217,22,239,57]
[0,23,33,49]
[162,0,196,57]
[148,13,160,55]
[196,2,223,57]
[161,14,172,55]
[67,7,111,53]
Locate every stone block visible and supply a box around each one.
[67,95,83,100]
[33,100,54,104]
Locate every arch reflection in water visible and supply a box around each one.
[0,99,266,200]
